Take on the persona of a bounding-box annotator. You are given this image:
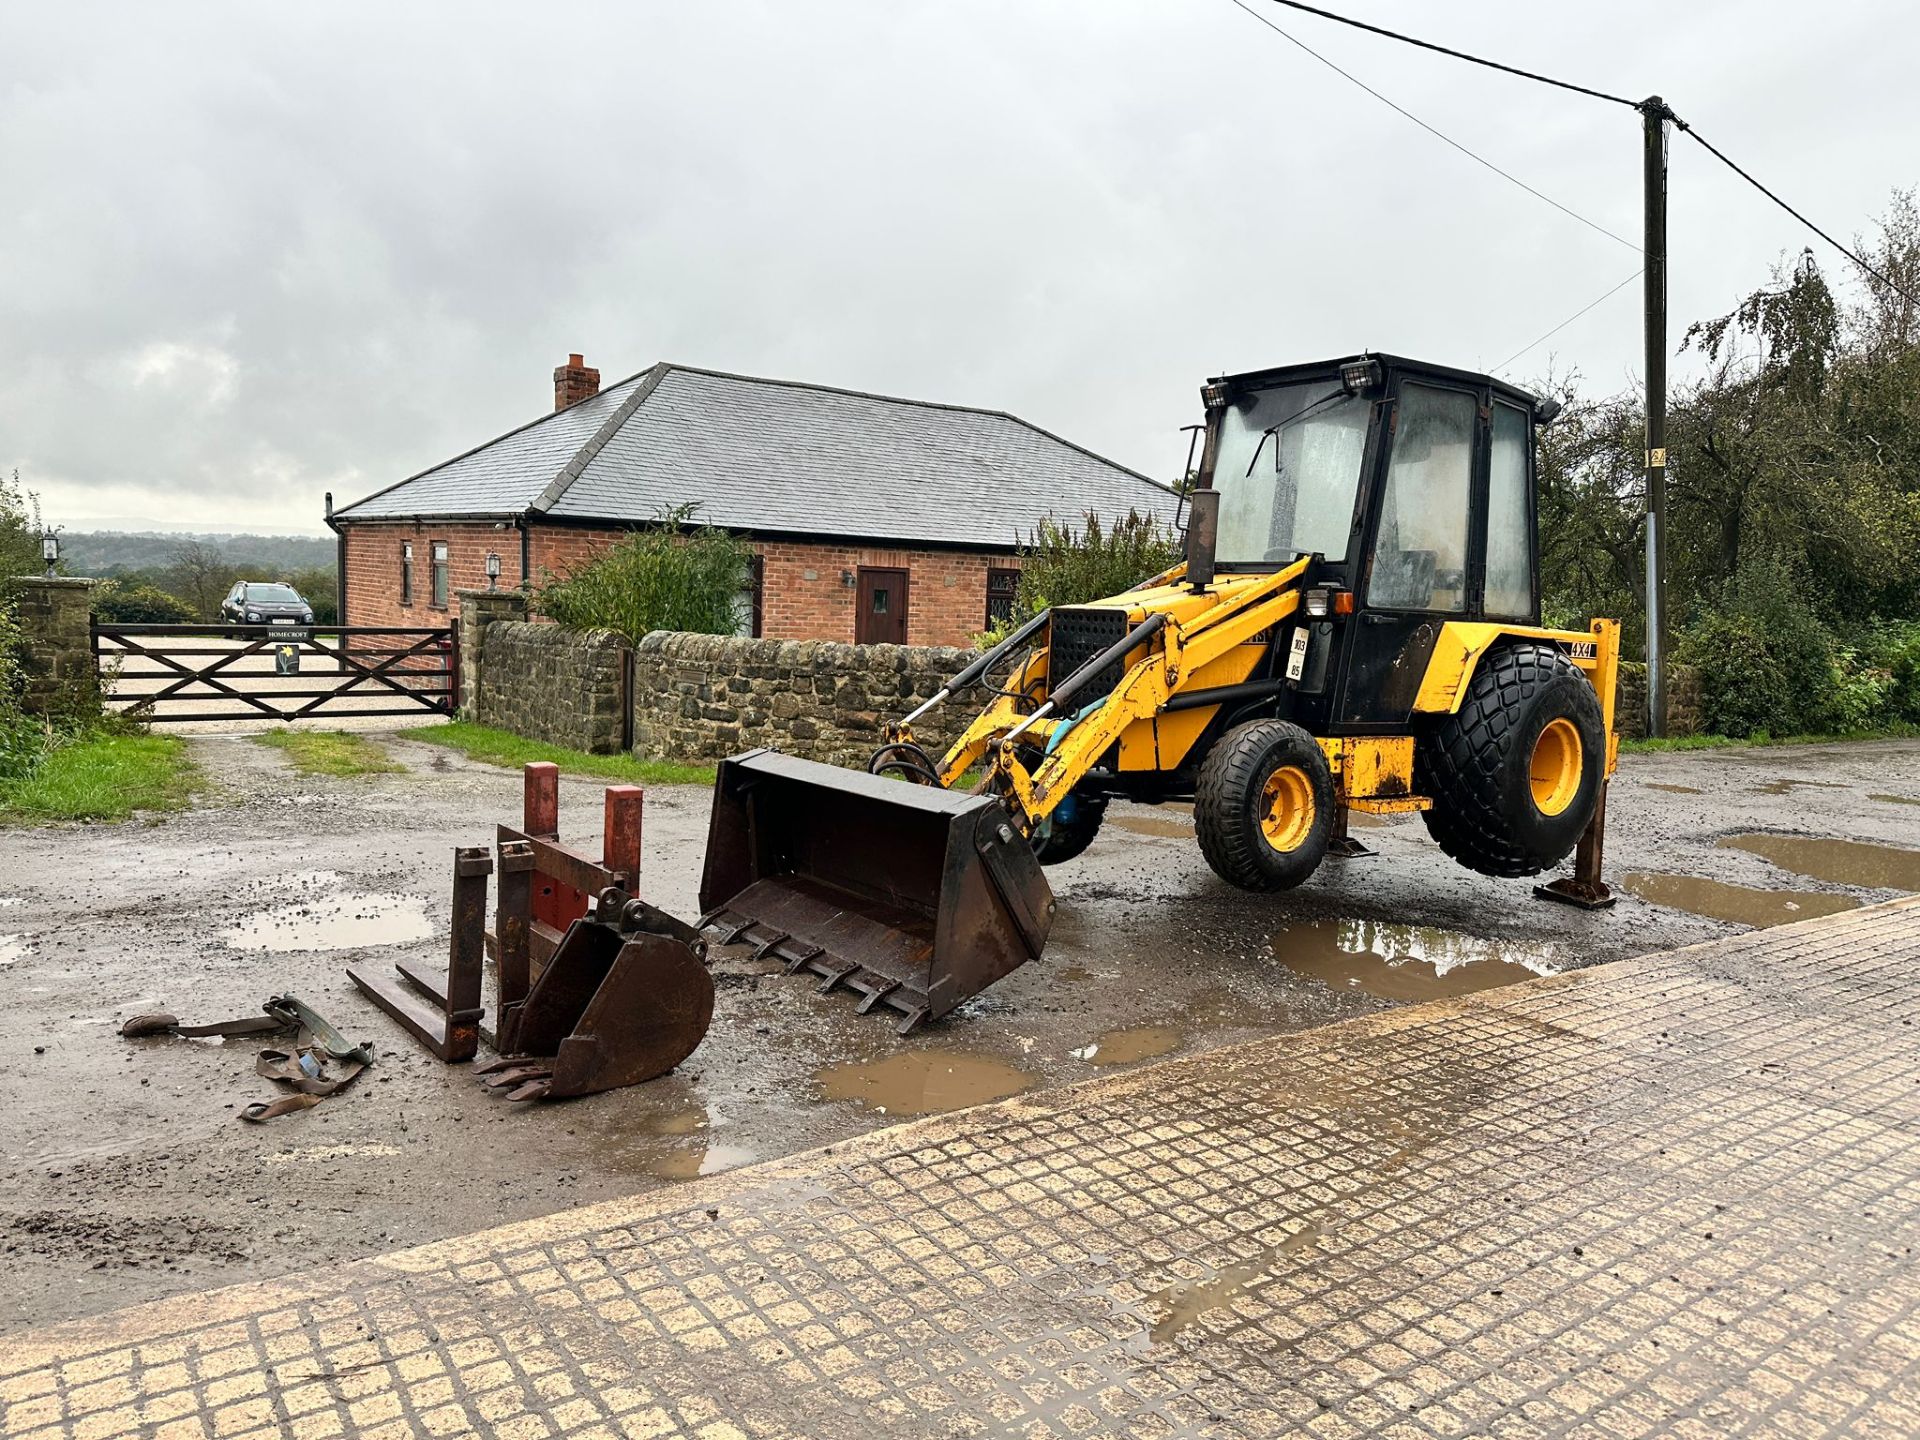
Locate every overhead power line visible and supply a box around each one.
[1255,0,1920,308]
[1221,0,1638,252]
[1493,270,1643,375]
[1674,120,1920,308]
[1259,0,1639,110]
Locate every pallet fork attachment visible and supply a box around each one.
[349,846,492,1061]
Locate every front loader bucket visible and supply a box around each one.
[698,750,1056,1031]
[482,921,713,1101]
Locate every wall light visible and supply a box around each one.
[40,532,58,578]
[485,552,502,590]
[840,569,856,588]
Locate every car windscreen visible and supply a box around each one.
[245,585,303,603]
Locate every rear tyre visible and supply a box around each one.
[1032,792,1107,865]
[1417,642,1605,878]
[1194,720,1335,891]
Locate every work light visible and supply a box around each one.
[1200,382,1231,409]
[1340,359,1381,395]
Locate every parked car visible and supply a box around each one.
[221,581,316,631]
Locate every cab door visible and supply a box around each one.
[1336,378,1487,728]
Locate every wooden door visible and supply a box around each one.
[856,567,909,645]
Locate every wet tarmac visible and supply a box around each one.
[4,730,1919,1330]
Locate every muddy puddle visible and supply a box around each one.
[1753,778,1848,797]
[1072,1025,1182,1067]
[1269,919,1562,1001]
[813,1051,1035,1116]
[1622,872,1860,928]
[0,935,27,965]
[1871,793,1920,807]
[224,892,434,952]
[640,1141,758,1180]
[1645,782,1703,795]
[1107,814,1195,840]
[1720,832,1920,891]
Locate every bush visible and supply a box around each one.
[988,510,1182,642]
[92,579,197,624]
[1848,621,1920,724]
[0,601,43,782]
[1677,583,1838,739]
[535,504,750,643]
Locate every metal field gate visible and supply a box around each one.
[93,623,457,724]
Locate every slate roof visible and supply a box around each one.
[334,364,1173,548]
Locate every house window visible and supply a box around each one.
[400,542,413,606]
[430,541,450,609]
[986,566,1019,626]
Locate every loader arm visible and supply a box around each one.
[949,558,1310,833]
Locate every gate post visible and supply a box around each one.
[455,587,529,724]
[12,576,100,719]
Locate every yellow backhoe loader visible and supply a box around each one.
[699,354,1619,1031]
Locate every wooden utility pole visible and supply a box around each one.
[1642,97,1671,738]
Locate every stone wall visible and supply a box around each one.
[1615,660,1702,739]
[472,619,631,754]
[11,576,99,718]
[630,632,989,767]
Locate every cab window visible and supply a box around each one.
[1368,384,1475,611]
[1484,402,1536,619]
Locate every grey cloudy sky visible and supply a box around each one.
[3,1,1914,536]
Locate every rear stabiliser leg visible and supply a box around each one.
[1534,781,1616,909]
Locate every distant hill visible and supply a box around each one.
[62,531,335,577]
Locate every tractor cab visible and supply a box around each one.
[1192,353,1559,735]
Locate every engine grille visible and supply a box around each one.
[1047,606,1132,705]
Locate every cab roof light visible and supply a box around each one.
[1340,359,1382,395]
[1201,381,1232,410]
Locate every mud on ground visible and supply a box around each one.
[4,731,1918,1330]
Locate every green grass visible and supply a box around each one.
[0,732,198,823]
[253,729,405,777]
[1621,723,1920,755]
[408,721,717,785]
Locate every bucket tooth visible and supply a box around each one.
[697,751,1054,1026]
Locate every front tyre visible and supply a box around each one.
[1195,721,1336,891]
[1417,642,1606,877]
[1032,792,1107,865]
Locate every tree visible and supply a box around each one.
[166,540,240,620]
[0,470,44,585]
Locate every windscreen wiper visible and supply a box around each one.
[1242,386,1350,478]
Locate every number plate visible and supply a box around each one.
[1286,627,1310,681]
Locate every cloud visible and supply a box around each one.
[0,0,1912,535]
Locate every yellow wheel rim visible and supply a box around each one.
[1260,765,1316,852]
[1529,717,1583,817]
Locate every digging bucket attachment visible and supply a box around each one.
[481,894,713,1102]
[698,750,1056,1031]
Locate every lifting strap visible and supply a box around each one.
[119,993,374,1122]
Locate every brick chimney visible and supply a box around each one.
[553,353,599,411]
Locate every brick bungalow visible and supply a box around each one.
[326,356,1172,647]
